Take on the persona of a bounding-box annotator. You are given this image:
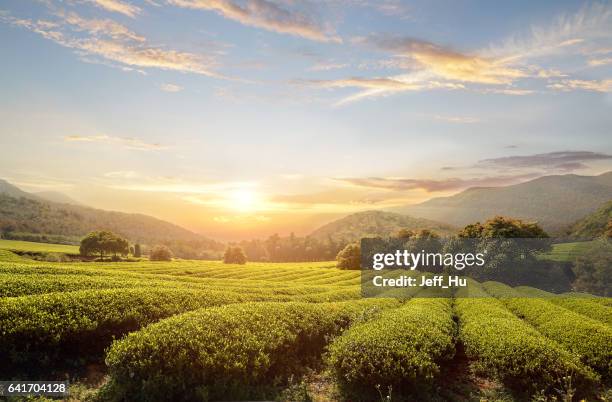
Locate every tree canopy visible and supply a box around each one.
[79,231,128,259]
[223,246,247,265]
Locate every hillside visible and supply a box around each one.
[567,200,612,239]
[395,172,612,232]
[310,210,456,242]
[34,191,81,205]
[0,180,222,252]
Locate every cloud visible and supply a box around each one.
[336,173,540,193]
[308,61,348,71]
[160,83,183,92]
[103,170,141,179]
[484,2,612,62]
[304,73,465,105]
[63,135,168,150]
[85,0,141,18]
[478,151,612,169]
[167,0,340,43]
[431,114,480,124]
[479,87,535,96]
[370,36,527,85]
[588,57,612,66]
[302,3,611,105]
[548,79,612,92]
[59,11,145,42]
[1,12,223,78]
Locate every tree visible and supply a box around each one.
[150,245,173,261]
[459,216,548,239]
[79,231,127,260]
[223,246,247,264]
[572,239,611,297]
[395,229,415,239]
[336,243,360,270]
[134,243,142,258]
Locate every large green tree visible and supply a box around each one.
[79,231,128,260]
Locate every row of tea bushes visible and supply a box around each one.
[483,281,612,379]
[456,282,599,395]
[104,299,399,401]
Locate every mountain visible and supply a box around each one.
[395,172,612,233]
[0,179,40,200]
[310,210,456,242]
[567,200,612,239]
[34,191,81,205]
[0,179,223,253]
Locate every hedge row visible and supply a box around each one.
[104,299,399,401]
[0,287,251,376]
[516,286,612,326]
[456,282,598,395]
[483,281,612,379]
[326,298,456,399]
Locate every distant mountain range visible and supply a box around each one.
[309,210,456,242]
[567,200,612,239]
[0,180,81,205]
[393,172,612,233]
[0,179,220,248]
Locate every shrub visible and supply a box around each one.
[0,287,247,377]
[150,245,173,261]
[134,243,142,258]
[483,281,612,378]
[223,246,247,264]
[516,286,612,326]
[456,281,598,396]
[104,299,398,401]
[327,298,455,399]
[336,243,360,270]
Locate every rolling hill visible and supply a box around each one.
[567,200,612,239]
[395,172,612,233]
[0,179,222,251]
[309,210,456,242]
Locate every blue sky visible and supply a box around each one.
[0,0,611,239]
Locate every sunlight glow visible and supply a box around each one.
[230,189,259,212]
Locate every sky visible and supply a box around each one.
[0,0,611,240]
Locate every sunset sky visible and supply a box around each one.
[1,0,611,240]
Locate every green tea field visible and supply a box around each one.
[0,246,610,401]
[0,239,80,255]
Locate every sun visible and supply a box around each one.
[229,189,259,212]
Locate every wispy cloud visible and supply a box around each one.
[588,57,612,66]
[308,61,348,71]
[430,114,480,124]
[336,173,540,192]
[369,36,527,85]
[1,11,224,78]
[302,2,611,105]
[484,2,612,62]
[160,83,183,92]
[58,11,145,42]
[478,151,612,169]
[548,79,612,92]
[167,0,340,43]
[64,135,168,151]
[85,0,141,18]
[304,72,464,105]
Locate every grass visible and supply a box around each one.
[0,239,80,254]
[539,241,595,262]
